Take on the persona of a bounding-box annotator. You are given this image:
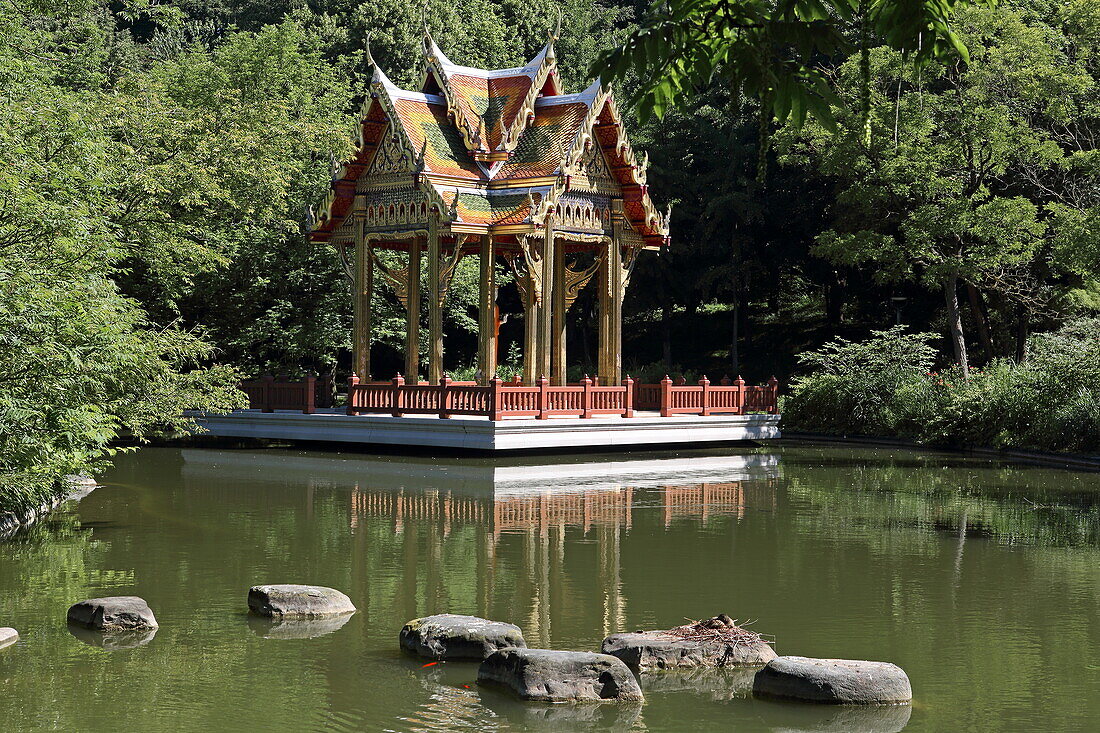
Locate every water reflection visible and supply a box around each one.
[246,613,353,640]
[182,450,780,644]
[4,445,1100,732]
[751,697,912,733]
[67,624,158,650]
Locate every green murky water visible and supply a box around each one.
[2,443,1099,731]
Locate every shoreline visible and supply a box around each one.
[0,477,98,540]
[780,432,1100,472]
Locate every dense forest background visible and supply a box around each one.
[2,0,1098,507]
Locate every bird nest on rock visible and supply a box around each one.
[663,614,772,648]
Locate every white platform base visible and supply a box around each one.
[188,409,781,452]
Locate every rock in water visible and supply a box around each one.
[752,656,912,704]
[400,614,526,660]
[0,627,18,650]
[67,597,159,631]
[601,615,776,671]
[248,585,356,619]
[478,648,644,702]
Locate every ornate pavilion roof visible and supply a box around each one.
[311,31,670,248]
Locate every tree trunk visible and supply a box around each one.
[825,271,844,326]
[1015,306,1029,362]
[966,282,995,364]
[944,271,970,378]
[661,302,672,370]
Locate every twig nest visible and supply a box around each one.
[602,615,776,671]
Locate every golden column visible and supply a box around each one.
[405,237,422,382]
[599,204,624,386]
[551,238,567,385]
[536,215,556,381]
[477,234,496,382]
[427,212,443,383]
[352,211,373,379]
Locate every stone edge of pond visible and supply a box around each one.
[0,476,98,540]
[782,432,1100,472]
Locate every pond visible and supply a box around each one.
[1,443,1098,731]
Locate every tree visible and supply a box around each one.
[779,3,1099,376]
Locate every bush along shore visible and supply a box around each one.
[0,475,97,539]
[781,319,1100,457]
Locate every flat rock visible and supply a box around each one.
[478,648,644,702]
[753,656,912,704]
[248,584,355,619]
[400,614,526,660]
[602,629,776,671]
[66,597,158,631]
[0,627,18,650]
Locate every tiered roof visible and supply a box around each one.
[311,30,670,247]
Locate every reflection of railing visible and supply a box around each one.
[346,375,635,420]
[349,482,760,537]
[239,375,334,414]
[662,483,745,526]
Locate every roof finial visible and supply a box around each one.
[365,31,376,68]
[552,6,562,42]
[422,0,433,44]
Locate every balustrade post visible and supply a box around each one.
[303,372,317,415]
[261,374,275,413]
[660,375,672,418]
[700,375,711,416]
[490,376,504,421]
[735,375,746,415]
[346,373,360,416]
[581,376,593,418]
[623,375,635,418]
[768,376,780,414]
[537,376,550,420]
[391,373,405,417]
[439,375,452,419]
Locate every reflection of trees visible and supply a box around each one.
[781,448,1100,548]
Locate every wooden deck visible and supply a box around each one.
[188,409,781,452]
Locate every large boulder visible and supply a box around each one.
[0,627,17,650]
[602,615,776,671]
[752,656,912,704]
[67,597,158,631]
[478,648,644,702]
[248,584,355,619]
[400,614,526,660]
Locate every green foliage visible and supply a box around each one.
[785,319,1100,453]
[592,0,995,123]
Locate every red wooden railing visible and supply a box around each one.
[239,374,334,414]
[347,375,635,420]
[634,375,780,417]
[242,373,778,420]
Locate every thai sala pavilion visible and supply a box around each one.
[310,26,670,387]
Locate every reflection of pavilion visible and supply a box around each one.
[180,448,779,643]
[349,481,760,536]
